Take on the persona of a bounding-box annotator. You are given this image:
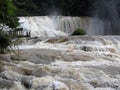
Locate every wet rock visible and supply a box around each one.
[46,37,68,43]
[81,46,93,52]
[21,77,32,89]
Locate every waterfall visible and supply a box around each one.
[19,16,112,37]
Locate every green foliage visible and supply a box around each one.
[14,0,94,16]
[6,16,19,29]
[72,28,86,35]
[0,0,19,29]
[0,31,12,54]
[0,0,20,54]
[14,0,38,16]
[0,0,15,16]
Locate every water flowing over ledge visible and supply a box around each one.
[19,16,113,37]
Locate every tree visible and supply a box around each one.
[72,28,86,35]
[14,0,94,16]
[0,31,11,54]
[0,0,19,30]
[0,0,19,53]
[14,0,38,16]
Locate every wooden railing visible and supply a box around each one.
[7,28,31,37]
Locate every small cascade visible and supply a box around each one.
[57,17,105,35]
[67,36,120,53]
[19,16,67,37]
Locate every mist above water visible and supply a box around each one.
[48,0,120,35]
[93,0,120,35]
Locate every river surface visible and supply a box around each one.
[0,36,120,90]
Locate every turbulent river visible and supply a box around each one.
[1,16,120,90]
[0,36,120,90]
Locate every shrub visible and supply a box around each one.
[72,28,86,35]
[0,31,12,54]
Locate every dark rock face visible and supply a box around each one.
[21,77,32,89]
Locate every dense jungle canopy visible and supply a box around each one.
[14,0,93,16]
[14,0,120,17]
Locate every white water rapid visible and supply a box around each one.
[19,16,109,37]
[1,36,120,90]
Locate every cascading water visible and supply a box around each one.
[19,16,107,37]
[19,16,67,37]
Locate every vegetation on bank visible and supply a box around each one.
[0,0,19,29]
[14,0,94,16]
[0,31,11,54]
[0,0,19,54]
[72,28,86,36]
[14,0,120,17]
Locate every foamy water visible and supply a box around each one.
[1,36,120,90]
[18,16,110,37]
